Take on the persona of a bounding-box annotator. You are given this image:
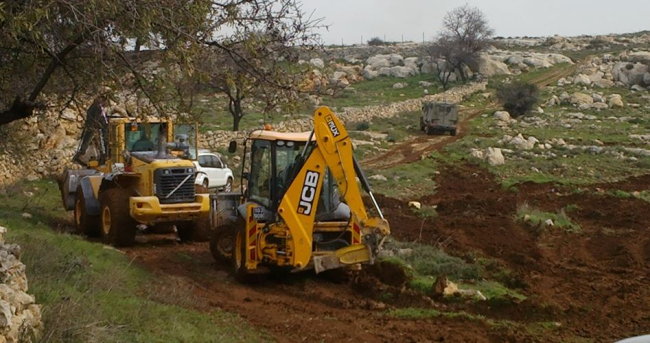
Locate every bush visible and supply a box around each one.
[496,82,539,118]
[367,37,385,46]
[355,121,370,131]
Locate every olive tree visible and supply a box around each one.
[0,0,321,128]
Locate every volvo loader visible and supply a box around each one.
[209,107,390,281]
[59,111,210,246]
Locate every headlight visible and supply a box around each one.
[163,169,171,175]
[187,168,194,174]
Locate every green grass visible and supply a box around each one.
[322,74,447,110]
[0,179,267,343]
[517,203,581,233]
[607,190,650,203]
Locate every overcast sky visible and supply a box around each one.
[299,0,650,45]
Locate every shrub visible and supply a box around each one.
[367,37,385,46]
[355,121,370,131]
[496,82,539,118]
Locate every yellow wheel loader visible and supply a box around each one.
[59,114,210,247]
[209,107,390,280]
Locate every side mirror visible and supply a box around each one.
[242,172,250,180]
[228,141,237,154]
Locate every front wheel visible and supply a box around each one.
[99,188,137,247]
[450,128,458,136]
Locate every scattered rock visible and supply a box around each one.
[408,201,421,210]
[392,82,406,89]
[493,111,511,121]
[309,58,325,69]
[485,147,505,166]
[369,174,388,181]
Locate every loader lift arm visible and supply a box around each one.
[277,106,390,271]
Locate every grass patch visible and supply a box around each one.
[607,190,650,203]
[517,203,581,233]
[0,179,267,343]
[322,74,446,110]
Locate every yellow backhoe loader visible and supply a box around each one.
[59,112,210,246]
[209,107,390,280]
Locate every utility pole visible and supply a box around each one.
[341,38,344,47]
[422,32,425,43]
[384,34,386,42]
[361,35,363,45]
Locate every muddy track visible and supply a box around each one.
[123,241,498,342]
[361,108,486,170]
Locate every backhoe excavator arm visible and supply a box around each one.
[277,107,390,271]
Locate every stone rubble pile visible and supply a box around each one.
[0,226,42,343]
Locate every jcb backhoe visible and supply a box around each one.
[209,107,390,280]
[59,113,210,246]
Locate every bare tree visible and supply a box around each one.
[436,4,494,81]
[424,37,458,90]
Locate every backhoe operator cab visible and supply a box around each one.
[59,115,210,247]
[209,107,390,281]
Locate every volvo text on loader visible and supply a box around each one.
[59,111,210,246]
[209,107,390,281]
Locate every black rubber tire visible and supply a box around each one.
[176,222,196,242]
[99,188,137,247]
[210,225,236,263]
[74,188,101,237]
[450,128,457,136]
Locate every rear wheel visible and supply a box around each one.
[74,188,100,237]
[450,128,457,136]
[99,188,137,247]
[210,225,236,262]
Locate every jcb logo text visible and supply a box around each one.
[298,171,320,215]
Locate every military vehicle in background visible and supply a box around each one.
[420,102,459,136]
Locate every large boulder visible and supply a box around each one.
[362,66,379,80]
[570,92,594,106]
[493,111,511,121]
[485,147,505,166]
[309,58,325,69]
[366,55,390,69]
[390,66,415,78]
[476,54,511,76]
[611,62,649,87]
[628,51,650,65]
[574,74,591,86]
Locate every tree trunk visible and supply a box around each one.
[229,98,244,131]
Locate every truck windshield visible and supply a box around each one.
[125,123,163,152]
